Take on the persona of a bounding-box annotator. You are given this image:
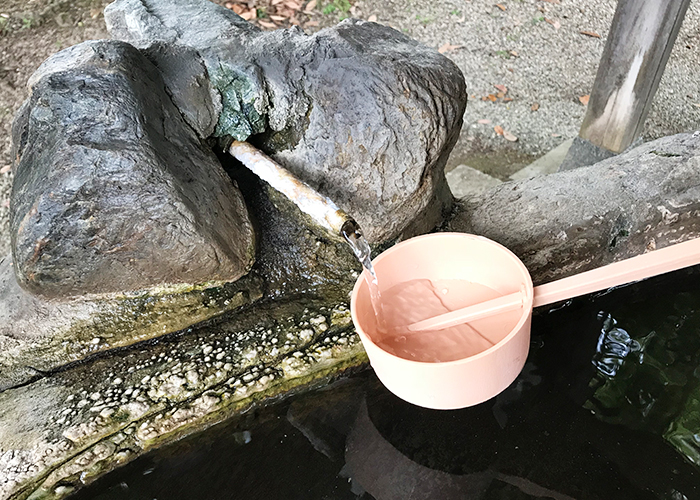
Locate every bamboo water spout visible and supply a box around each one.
[228,141,356,241]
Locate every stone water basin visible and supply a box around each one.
[68,265,700,500]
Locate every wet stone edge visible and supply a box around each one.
[1,301,367,500]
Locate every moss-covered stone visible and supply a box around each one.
[211,63,267,140]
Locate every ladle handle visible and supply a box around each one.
[532,236,700,307]
[407,237,700,333]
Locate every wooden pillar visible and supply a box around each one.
[560,0,691,171]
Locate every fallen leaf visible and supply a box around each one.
[495,4,506,11]
[552,133,562,137]
[304,0,317,12]
[438,43,463,53]
[580,30,601,38]
[579,94,590,105]
[545,17,560,29]
[258,20,277,28]
[350,5,360,16]
[487,94,498,102]
[284,0,302,10]
[494,125,504,135]
[503,96,513,102]
[477,119,491,124]
[0,164,10,174]
[691,102,700,108]
[509,50,518,57]
[503,130,518,142]
[239,8,256,20]
[304,19,319,26]
[231,4,245,14]
[272,0,284,4]
[269,15,287,21]
[531,102,540,111]
[496,91,505,99]
[481,96,489,101]
[494,84,507,93]
[368,14,377,22]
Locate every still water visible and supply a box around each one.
[72,266,700,500]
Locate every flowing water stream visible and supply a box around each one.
[341,220,385,330]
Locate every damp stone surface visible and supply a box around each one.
[10,39,255,299]
[0,299,365,500]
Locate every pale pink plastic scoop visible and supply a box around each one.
[407,235,700,333]
[350,233,700,410]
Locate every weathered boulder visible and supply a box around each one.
[449,132,700,285]
[104,0,467,243]
[10,39,255,298]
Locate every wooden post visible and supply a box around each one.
[560,0,691,171]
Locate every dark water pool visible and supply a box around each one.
[72,266,700,500]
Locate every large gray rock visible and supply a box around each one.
[10,40,255,298]
[104,0,467,243]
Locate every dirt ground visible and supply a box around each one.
[1,0,699,257]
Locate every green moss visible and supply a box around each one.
[210,64,267,140]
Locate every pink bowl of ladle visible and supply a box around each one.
[350,232,700,410]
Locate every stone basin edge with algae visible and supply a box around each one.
[0,297,367,500]
[0,254,264,391]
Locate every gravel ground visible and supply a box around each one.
[1,0,699,256]
[362,0,700,176]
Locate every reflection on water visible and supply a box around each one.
[592,313,642,377]
[70,267,700,500]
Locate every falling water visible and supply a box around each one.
[341,220,375,278]
[341,220,385,329]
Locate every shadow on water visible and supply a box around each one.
[70,266,700,500]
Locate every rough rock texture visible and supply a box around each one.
[450,131,700,286]
[0,252,264,392]
[0,296,365,500]
[0,143,366,499]
[10,40,255,298]
[0,144,363,393]
[104,0,467,243]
